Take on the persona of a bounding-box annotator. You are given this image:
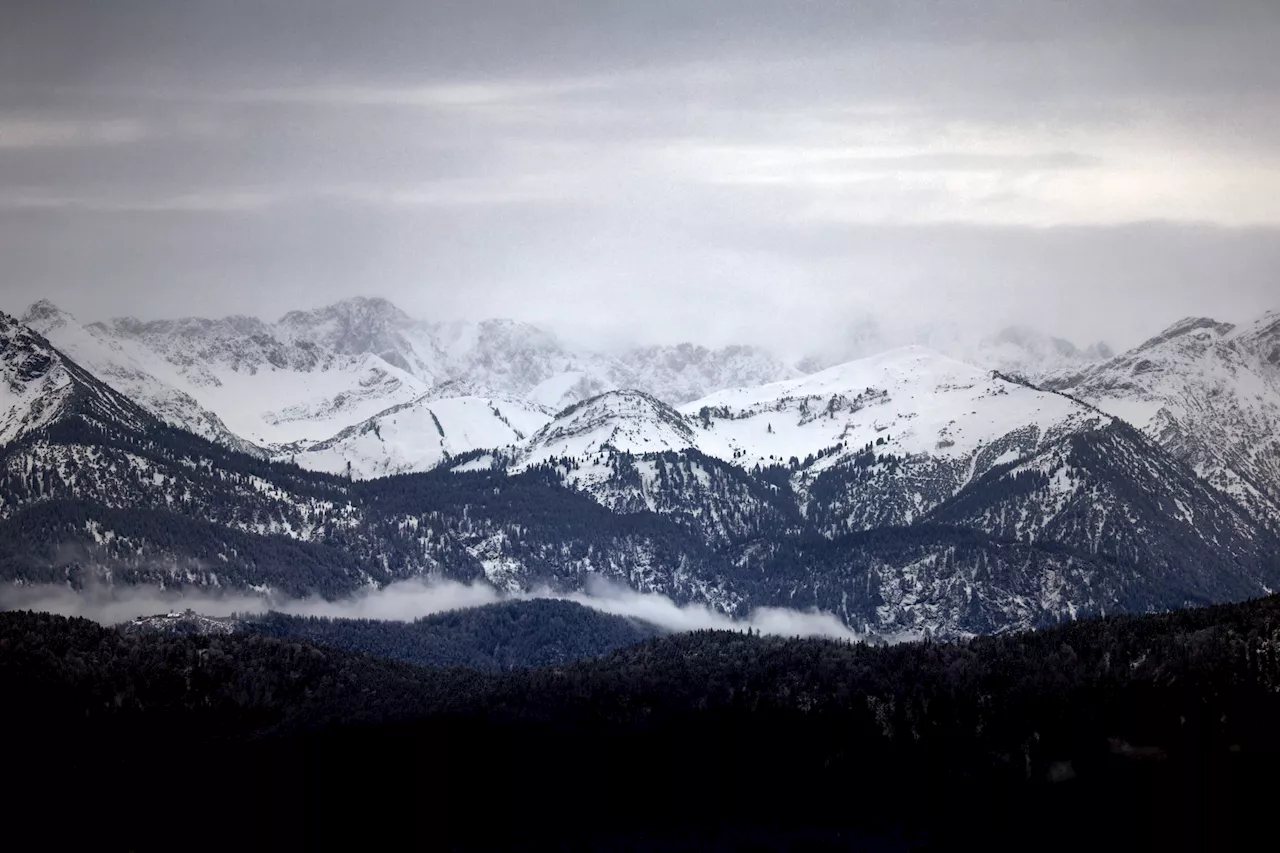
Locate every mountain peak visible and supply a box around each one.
[1084,341,1115,360]
[21,300,77,334]
[989,325,1083,358]
[1138,317,1236,352]
[1231,308,1280,365]
[274,297,420,371]
[277,296,411,328]
[519,388,697,466]
[473,317,561,343]
[554,389,688,426]
[96,313,273,338]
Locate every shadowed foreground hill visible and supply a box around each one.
[237,598,663,670]
[4,596,1280,851]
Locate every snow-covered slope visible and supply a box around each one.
[429,319,631,410]
[505,347,1114,538]
[927,419,1275,599]
[0,310,153,446]
[975,326,1113,379]
[502,390,804,546]
[510,345,1111,479]
[73,297,801,450]
[88,302,432,446]
[799,319,1111,378]
[279,385,553,479]
[617,343,804,405]
[517,390,699,467]
[21,301,262,456]
[1,313,79,445]
[1045,312,1280,526]
[685,346,1107,473]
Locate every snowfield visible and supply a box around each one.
[682,346,1108,469]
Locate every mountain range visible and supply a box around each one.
[16,296,1119,464]
[3,296,1279,639]
[22,297,802,451]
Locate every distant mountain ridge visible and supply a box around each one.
[5,300,1280,639]
[20,300,265,456]
[19,296,1120,462]
[28,297,804,452]
[1044,311,1280,527]
[799,317,1114,378]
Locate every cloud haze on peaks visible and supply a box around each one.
[2,1,1278,355]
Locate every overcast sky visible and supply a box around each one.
[1,0,1277,355]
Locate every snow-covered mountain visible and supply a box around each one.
[5,305,1280,639]
[27,294,1120,484]
[0,341,725,606]
[617,343,804,405]
[1,313,84,445]
[1,310,152,446]
[20,301,263,457]
[272,297,445,379]
[493,346,1279,619]
[1044,311,1280,527]
[277,382,554,479]
[47,297,802,454]
[800,318,1112,379]
[685,347,1106,474]
[87,302,432,446]
[424,318,628,410]
[426,326,801,410]
[976,326,1113,378]
[505,347,1116,537]
[518,347,1108,473]
[517,390,701,468]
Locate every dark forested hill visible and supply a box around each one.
[5,596,1280,851]
[238,599,662,670]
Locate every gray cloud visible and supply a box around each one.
[1,1,1277,357]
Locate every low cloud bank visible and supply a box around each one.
[0,582,269,625]
[0,579,502,625]
[557,577,858,640]
[0,576,858,641]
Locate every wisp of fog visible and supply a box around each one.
[0,576,859,641]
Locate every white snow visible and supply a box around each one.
[497,347,1114,525]
[517,390,697,464]
[283,392,553,479]
[0,315,77,445]
[682,347,1106,469]
[23,302,259,452]
[1051,311,1280,524]
[35,299,804,455]
[194,354,428,445]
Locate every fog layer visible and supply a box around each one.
[0,576,859,641]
